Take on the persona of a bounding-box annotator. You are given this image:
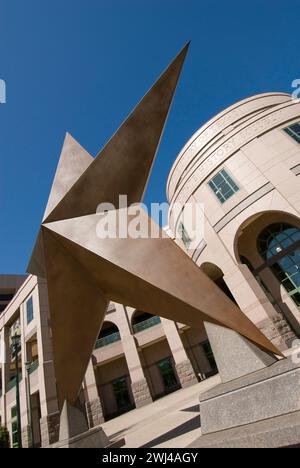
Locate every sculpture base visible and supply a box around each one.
[51,426,125,449]
[189,411,300,448]
[189,356,300,448]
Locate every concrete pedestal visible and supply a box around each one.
[188,322,300,448]
[51,426,124,449]
[200,357,300,433]
[189,410,300,448]
[204,322,278,382]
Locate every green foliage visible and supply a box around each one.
[0,425,10,449]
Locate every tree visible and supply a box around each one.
[0,425,10,449]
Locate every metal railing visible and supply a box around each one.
[133,316,161,333]
[6,373,22,392]
[95,332,121,349]
[28,360,39,375]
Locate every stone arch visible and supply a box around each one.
[234,210,300,337]
[96,321,120,346]
[131,310,161,334]
[233,210,300,265]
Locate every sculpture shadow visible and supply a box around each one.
[140,415,201,448]
[180,404,200,413]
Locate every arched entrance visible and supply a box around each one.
[235,211,300,337]
[257,223,300,306]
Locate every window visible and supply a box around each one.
[283,122,300,143]
[258,223,300,307]
[178,222,191,249]
[112,377,133,413]
[11,406,19,448]
[157,357,179,392]
[26,297,34,324]
[208,169,239,203]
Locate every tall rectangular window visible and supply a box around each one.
[112,377,132,413]
[283,122,300,143]
[11,406,19,448]
[178,222,191,249]
[208,168,239,203]
[26,297,34,324]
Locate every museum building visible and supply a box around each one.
[1,92,300,447]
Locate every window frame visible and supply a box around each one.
[26,296,34,325]
[208,168,239,204]
[257,223,300,308]
[283,122,300,144]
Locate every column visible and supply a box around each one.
[19,303,30,448]
[84,359,104,428]
[161,318,198,388]
[35,280,60,447]
[117,304,152,408]
[0,327,9,428]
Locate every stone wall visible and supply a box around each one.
[40,411,60,447]
[86,397,104,428]
[175,359,198,388]
[131,378,152,408]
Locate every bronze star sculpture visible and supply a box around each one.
[27,43,281,410]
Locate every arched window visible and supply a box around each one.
[131,311,161,333]
[95,321,120,348]
[257,223,300,306]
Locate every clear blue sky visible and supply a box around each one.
[1,0,300,274]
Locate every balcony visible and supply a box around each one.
[95,332,121,349]
[28,359,39,374]
[6,373,22,392]
[133,316,161,333]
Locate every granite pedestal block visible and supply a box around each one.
[189,411,300,448]
[51,426,125,449]
[204,322,278,383]
[189,356,300,448]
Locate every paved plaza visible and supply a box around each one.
[102,375,221,448]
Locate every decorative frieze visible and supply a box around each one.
[167,94,290,200]
[169,102,300,230]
